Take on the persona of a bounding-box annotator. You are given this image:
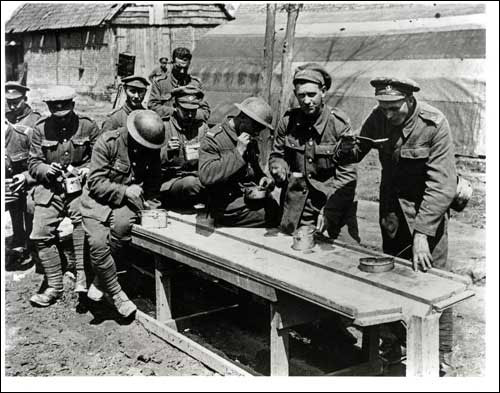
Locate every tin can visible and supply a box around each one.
[358,257,395,273]
[184,142,200,161]
[64,176,82,194]
[140,209,168,228]
[292,225,316,251]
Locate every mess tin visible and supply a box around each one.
[184,142,200,161]
[292,225,316,251]
[358,256,395,273]
[244,185,268,201]
[140,209,168,228]
[63,176,82,195]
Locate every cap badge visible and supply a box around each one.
[386,84,392,92]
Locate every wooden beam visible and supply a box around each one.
[270,303,290,376]
[155,255,175,325]
[262,3,276,104]
[164,304,239,331]
[136,310,253,376]
[361,326,380,362]
[406,313,440,377]
[327,360,383,376]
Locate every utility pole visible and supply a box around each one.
[262,3,277,104]
[278,4,301,123]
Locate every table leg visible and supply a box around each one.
[270,303,290,376]
[155,255,174,325]
[406,313,440,377]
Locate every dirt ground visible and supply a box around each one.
[3,94,487,378]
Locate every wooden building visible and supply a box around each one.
[5,3,233,95]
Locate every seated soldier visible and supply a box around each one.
[160,86,208,208]
[198,97,279,228]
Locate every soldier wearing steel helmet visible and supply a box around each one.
[336,76,458,372]
[101,75,149,132]
[5,82,41,262]
[199,97,280,227]
[80,110,165,318]
[269,63,359,240]
[160,85,209,208]
[28,86,101,307]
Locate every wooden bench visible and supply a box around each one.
[131,211,474,377]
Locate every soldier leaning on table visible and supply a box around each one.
[101,75,149,132]
[268,63,359,241]
[336,77,458,374]
[28,86,101,307]
[160,85,209,208]
[80,110,165,318]
[198,97,280,228]
[5,82,41,262]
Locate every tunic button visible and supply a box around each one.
[308,173,312,178]
[309,141,313,146]
[63,139,67,142]
[65,152,69,156]
[132,162,137,167]
[308,158,313,163]
[62,128,66,131]
[302,189,307,194]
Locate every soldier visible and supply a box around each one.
[147,47,210,121]
[28,86,101,306]
[336,77,458,373]
[102,75,149,132]
[148,56,169,83]
[5,82,41,260]
[80,110,165,318]
[269,63,358,239]
[199,97,279,227]
[160,86,209,208]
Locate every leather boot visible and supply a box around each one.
[105,290,137,318]
[87,276,104,302]
[30,287,62,307]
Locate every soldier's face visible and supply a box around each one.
[294,82,325,117]
[125,86,146,108]
[176,106,197,125]
[237,113,264,137]
[160,60,169,71]
[172,58,190,78]
[6,96,27,115]
[377,98,410,126]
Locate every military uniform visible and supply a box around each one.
[269,105,358,236]
[102,101,145,132]
[340,77,457,361]
[148,65,169,83]
[147,70,210,121]
[80,113,163,315]
[29,87,101,300]
[199,118,280,227]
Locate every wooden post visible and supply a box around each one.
[262,3,277,104]
[361,325,380,362]
[406,314,440,377]
[270,303,290,376]
[155,255,174,326]
[278,4,301,123]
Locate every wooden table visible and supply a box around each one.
[131,211,474,377]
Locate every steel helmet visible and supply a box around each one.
[234,97,274,130]
[127,110,166,149]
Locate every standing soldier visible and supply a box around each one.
[80,110,165,318]
[148,57,169,83]
[160,86,208,208]
[269,63,358,239]
[5,82,41,261]
[199,97,279,227]
[28,86,101,306]
[336,77,458,373]
[147,47,210,121]
[102,75,149,132]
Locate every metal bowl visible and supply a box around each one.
[358,256,395,273]
[245,185,268,201]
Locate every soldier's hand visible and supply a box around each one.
[339,135,358,154]
[47,162,64,178]
[78,167,90,181]
[259,176,275,192]
[10,174,26,193]
[316,208,328,234]
[269,162,288,185]
[125,184,144,209]
[412,232,433,272]
[236,132,251,157]
[167,137,181,150]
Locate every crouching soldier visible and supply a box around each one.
[80,110,165,318]
[199,97,280,227]
[5,82,41,261]
[160,86,208,208]
[101,75,149,132]
[28,86,100,306]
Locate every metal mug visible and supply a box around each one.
[292,225,316,251]
[184,142,200,161]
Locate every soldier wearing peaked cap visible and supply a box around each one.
[148,56,170,83]
[336,76,458,372]
[147,47,211,122]
[160,86,209,208]
[102,75,150,132]
[5,82,41,262]
[269,63,359,241]
[80,110,165,318]
[28,85,101,307]
[199,97,280,227]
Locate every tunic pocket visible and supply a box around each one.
[71,137,90,164]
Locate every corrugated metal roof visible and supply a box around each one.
[5,3,124,33]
